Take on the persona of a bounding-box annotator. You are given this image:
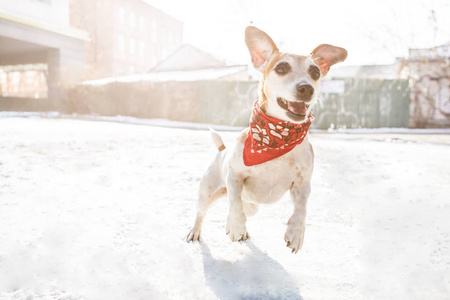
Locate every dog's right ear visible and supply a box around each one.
[245,26,279,72]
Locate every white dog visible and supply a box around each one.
[187,26,347,253]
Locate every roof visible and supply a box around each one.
[408,42,450,60]
[149,44,226,72]
[329,63,400,80]
[0,10,89,41]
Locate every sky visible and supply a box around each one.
[145,0,450,66]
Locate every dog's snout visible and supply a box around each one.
[296,84,314,101]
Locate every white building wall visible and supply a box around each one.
[0,0,70,27]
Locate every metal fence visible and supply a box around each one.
[194,78,411,129]
[314,78,411,129]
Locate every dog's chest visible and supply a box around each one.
[240,143,313,204]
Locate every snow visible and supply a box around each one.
[0,116,449,300]
[0,112,244,132]
[3,111,450,135]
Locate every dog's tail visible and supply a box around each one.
[209,127,226,152]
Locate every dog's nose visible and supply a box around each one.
[296,83,314,101]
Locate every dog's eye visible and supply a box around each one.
[309,65,321,80]
[274,62,291,75]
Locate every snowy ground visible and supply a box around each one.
[0,116,449,300]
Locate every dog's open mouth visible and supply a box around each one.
[277,97,309,121]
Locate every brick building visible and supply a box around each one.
[70,0,183,80]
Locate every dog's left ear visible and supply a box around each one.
[245,26,279,72]
[311,44,347,77]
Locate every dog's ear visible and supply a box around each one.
[310,44,347,77]
[245,26,279,72]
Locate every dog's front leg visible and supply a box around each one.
[285,181,311,253]
[226,174,249,241]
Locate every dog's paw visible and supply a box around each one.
[226,213,249,242]
[284,222,305,254]
[226,227,249,242]
[186,228,201,242]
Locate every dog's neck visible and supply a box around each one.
[243,100,313,166]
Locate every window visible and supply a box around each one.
[0,72,6,91]
[162,27,168,42]
[129,38,135,55]
[39,72,46,84]
[119,6,125,24]
[11,72,20,84]
[168,30,174,43]
[130,12,136,28]
[151,21,157,43]
[139,41,145,57]
[25,71,35,84]
[151,55,157,67]
[119,65,125,76]
[118,34,125,52]
[139,16,145,32]
[0,64,48,98]
[129,65,135,74]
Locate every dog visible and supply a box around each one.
[187,26,347,253]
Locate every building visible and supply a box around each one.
[400,43,450,128]
[70,0,183,80]
[326,44,450,128]
[81,44,249,85]
[71,44,253,126]
[0,0,88,100]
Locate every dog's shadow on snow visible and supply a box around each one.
[200,241,303,300]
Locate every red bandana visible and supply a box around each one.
[243,101,314,166]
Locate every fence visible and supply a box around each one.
[1,78,410,129]
[314,78,410,129]
[64,80,257,126]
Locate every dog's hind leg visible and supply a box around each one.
[187,159,226,242]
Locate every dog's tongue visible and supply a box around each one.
[288,101,307,115]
